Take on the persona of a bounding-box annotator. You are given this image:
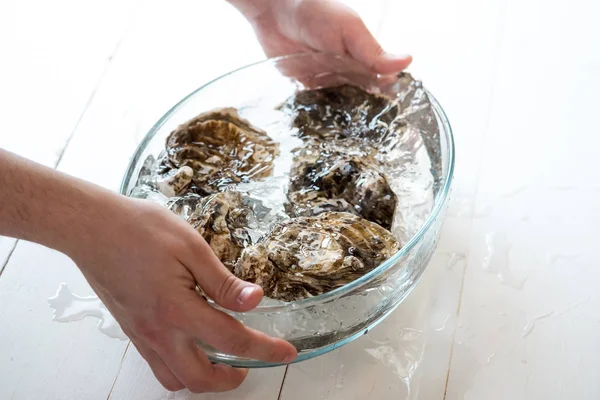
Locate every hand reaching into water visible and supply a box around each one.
[0,1,407,395]
[229,0,412,74]
[74,197,297,392]
[0,150,296,393]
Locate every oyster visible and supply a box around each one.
[162,108,279,195]
[155,165,194,197]
[286,141,397,230]
[279,84,402,142]
[234,212,399,301]
[168,191,251,270]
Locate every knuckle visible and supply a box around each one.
[217,274,239,303]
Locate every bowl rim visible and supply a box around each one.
[120,52,455,313]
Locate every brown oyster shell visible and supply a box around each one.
[278,84,402,142]
[234,212,399,301]
[286,141,397,230]
[164,108,279,195]
[168,191,251,270]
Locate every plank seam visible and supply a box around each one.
[0,240,18,278]
[277,365,290,400]
[106,341,132,400]
[443,1,510,397]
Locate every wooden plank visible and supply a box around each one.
[109,347,286,400]
[0,0,139,273]
[0,241,131,400]
[34,1,286,398]
[0,0,136,164]
[0,0,138,398]
[444,0,600,398]
[0,239,17,273]
[279,0,507,398]
[277,220,469,400]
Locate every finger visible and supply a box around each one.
[132,340,184,392]
[180,234,263,312]
[157,333,248,393]
[341,14,412,74]
[174,290,297,363]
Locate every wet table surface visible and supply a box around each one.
[1,0,599,399]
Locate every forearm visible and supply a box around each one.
[0,149,117,257]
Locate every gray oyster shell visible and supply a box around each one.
[161,108,279,195]
[286,141,397,230]
[168,191,252,270]
[234,212,399,301]
[278,84,402,142]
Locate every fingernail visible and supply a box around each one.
[237,285,257,305]
[381,52,412,61]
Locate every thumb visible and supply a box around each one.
[202,270,264,313]
[185,237,264,312]
[341,15,412,74]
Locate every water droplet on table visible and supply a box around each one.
[482,232,526,289]
[48,283,127,341]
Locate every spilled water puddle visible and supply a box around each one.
[48,283,127,340]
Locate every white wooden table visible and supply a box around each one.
[1,0,599,398]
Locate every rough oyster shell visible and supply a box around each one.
[278,84,402,142]
[286,141,397,230]
[163,108,279,195]
[234,212,399,301]
[168,191,251,270]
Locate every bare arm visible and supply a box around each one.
[0,149,296,392]
[0,148,113,254]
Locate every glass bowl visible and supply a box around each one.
[120,53,454,368]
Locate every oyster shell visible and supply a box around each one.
[279,84,402,142]
[168,191,251,270]
[162,108,279,195]
[234,212,399,301]
[286,141,397,230]
[155,166,194,197]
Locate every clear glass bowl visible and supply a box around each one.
[120,53,454,368]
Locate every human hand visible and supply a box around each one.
[68,194,297,393]
[231,0,411,74]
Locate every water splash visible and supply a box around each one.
[364,328,424,398]
[554,296,590,317]
[48,283,127,340]
[473,202,493,218]
[546,253,580,266]
[446,195,474,218]
[482,232,526,289]
[446,252,466,270]
[433,314,450,332]
[521,310,554,338]
[501,185,529,198]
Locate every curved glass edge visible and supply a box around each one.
[207,277,417,368]
[119,53,456,314]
